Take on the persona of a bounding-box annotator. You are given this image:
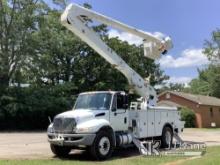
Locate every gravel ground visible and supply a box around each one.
[0,128,220,159]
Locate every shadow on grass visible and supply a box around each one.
[52,140,205,161]
[54,147,140,161]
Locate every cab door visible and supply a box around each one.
[110,93,129,131]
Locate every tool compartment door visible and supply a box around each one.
[147,109,155,137]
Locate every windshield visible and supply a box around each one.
[74,93,112,110]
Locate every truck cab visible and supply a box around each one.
[48,91,129,159]
[73,91,129,132]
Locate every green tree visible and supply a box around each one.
[0,1,169,130]
[189,29,220,98]
[159,83,185,93]
[190,65,220,98]
[0,0,48,89]
[25,10,84,86]
[25,1,168,93]
[180,107,195,128]
[203,29,220,63]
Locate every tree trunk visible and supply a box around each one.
[0,73,9,91]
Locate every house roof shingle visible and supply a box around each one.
[157,100,182,107]
[160,91,220,107]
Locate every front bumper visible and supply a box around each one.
[47,133,96,146]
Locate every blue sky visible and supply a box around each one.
[59,0,220,84]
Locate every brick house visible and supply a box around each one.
[158,91,220,128]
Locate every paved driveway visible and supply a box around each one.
[180,128,220,146]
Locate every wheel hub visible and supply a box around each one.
[98,137,110,156]
[165,131,171,145]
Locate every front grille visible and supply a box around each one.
[53,117,76,134]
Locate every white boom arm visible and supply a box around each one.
[61,3,173,105]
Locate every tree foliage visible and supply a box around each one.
[188,29,220,98]
[203,29,220,63]
[0,0,48,88]
[180,107,195,128]
[0,84,76,130]
[159,83,185,93]
[189,65,220,98]
[0,1,168,130]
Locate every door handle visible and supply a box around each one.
[124,117,127,124]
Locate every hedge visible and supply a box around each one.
[0,83,77,130]
[180,107,196,128]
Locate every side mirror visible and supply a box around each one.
[123,95,129,109]
[123,104,128,110]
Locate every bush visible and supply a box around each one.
[180,107,196,128]
[0,83,77,130]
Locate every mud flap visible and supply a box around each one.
[130,133,152,155]
[173,132,184,144]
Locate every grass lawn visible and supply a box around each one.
[1,146,220,165]
[178,146,220,165]
[0,156,183,165]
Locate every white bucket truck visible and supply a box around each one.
[47,3,184,160]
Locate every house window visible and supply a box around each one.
[210,107,213,117]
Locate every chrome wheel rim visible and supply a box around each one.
[165,131,172,145]
[98,137,110,156]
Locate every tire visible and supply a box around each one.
[161,126,173,148]
[50,144,71,157]
[90,130,114,160]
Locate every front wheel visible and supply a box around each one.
[50,144,71,157]
[90,130,114,160]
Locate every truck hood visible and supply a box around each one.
[54,109,107,123]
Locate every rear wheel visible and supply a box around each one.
[161,126,173,148]
[50,144,71,157]
[90,130,114,160]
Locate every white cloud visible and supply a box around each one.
[108,29,169,46]
[155,76,192,89]
[166,76,192,84]
[108,29,142,45]
[159,48,209,68]
[166,76,193,88]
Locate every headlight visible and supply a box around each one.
[76,126,94,133]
